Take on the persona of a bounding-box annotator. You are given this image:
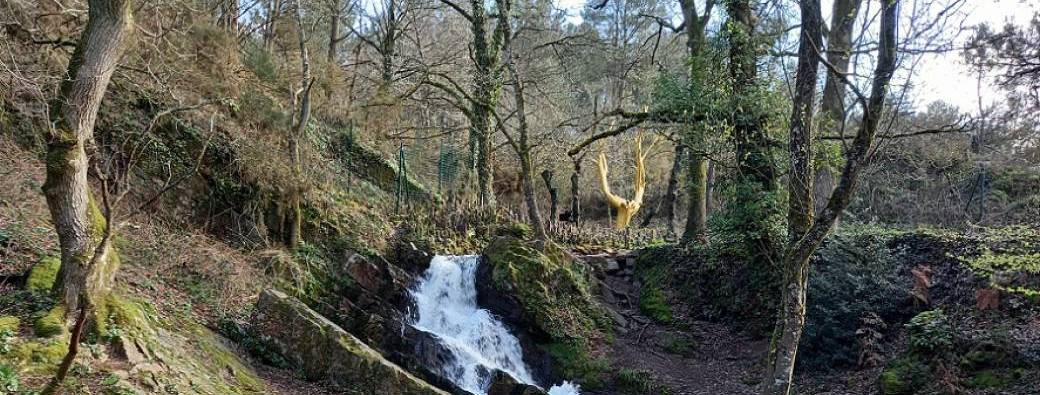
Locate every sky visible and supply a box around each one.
[550,0,1039,113]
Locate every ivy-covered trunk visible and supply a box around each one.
[725,0,780,264]
[466,0,510,208]
[679,0,713,242]
[43,0,133,322]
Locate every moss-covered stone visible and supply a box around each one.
[34,306,66,338]
[0,316,19,333]
[541,341,609,389]
[252,289,448,394]
[481,236,611,344]
[98,293,267,395]
[25,256,60,293]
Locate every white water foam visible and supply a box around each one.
[410,255,580,395]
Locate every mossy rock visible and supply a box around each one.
[541,341,610,389]
[252,289,447,394]
[26,256,60,293]
[879,356,930,395]
[0,316,19,333]
[34,305,66,338]
[481,236,611,344]
[99,293,268,395]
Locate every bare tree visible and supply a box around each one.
[762,0,900,393]
[287,0,314,249]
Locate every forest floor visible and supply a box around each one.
[584,251,890,395]
[589,256,766,395]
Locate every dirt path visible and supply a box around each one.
[582,253,769,395]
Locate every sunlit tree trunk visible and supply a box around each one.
[43,0,133,321]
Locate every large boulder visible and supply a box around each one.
[252,289,449,395]
[479,236,610,343]
[478,236,612,387]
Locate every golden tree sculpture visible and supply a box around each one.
[596,135,650,229]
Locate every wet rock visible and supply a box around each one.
[252,289,449,395]
[487,369,548,395]
[382,320,469,395]
[390,238,434,275]
[335,251,415,314]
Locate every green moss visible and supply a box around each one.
[0,338,69,375]
[879,356,929,395]
[34,306,66,338]
[542,341,609,389]
[26,256,61,293]
[617,368,666,394]
[0,317,19,333]
[966,369,1013,389]
[493,223,531,239]
[102,294,266,394]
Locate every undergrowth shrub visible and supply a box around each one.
[907,309,953,354]
[218,317,290,369]
[799,228,910,369]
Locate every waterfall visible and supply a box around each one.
[409,255,580,395]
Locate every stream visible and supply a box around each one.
[409,255,581,395]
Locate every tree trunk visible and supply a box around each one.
[820,0,863,124]
[263,0,281,51]
[465,0,509,208]
[288,0,312,249]
[328,0,341,63]
[661,143,684,235]
[726,0,779,265]
[683,149,707,242]
[595,138,647,230]
[219,0,239,34]
[541,170,559,233]
[43,0,133,320]
[762,1,898,393]
[816,0,861,225]
[706,159,715,215]
[569,157,581,223]
[679,0,713,242]
[762,0,822,392]
[507,55,545,239]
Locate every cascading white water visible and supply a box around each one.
[409,255,580,395]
